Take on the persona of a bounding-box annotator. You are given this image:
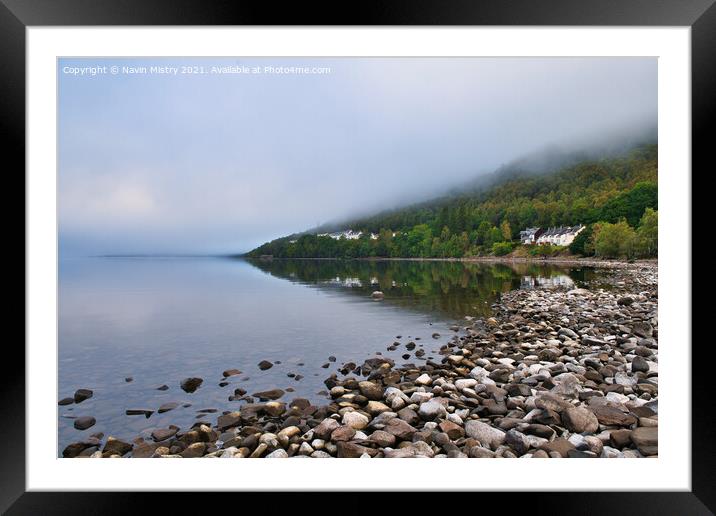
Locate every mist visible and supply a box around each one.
[58,57,657,256]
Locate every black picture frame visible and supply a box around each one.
[4,0,710,513]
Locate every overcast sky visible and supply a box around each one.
[58,57,657,255]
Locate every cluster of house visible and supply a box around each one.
[317,230,375,240]
[317,229,380,240]
[519,225,585,246]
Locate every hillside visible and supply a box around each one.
[247,143,657,259]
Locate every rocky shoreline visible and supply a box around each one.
[62,262,658,459]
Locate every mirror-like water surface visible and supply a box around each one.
[58,257,598,454]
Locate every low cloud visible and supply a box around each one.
[58,57,657,255]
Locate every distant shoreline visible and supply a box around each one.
[241,255,657,269]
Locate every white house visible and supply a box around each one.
[318,229,363,240]
[519,227,544,245]
[536,225,585,246]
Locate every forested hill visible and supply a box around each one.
[246,143,657,259]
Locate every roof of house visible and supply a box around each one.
[538,225,584,238]
[520,227,541,236]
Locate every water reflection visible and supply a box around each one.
[246,258,596,319]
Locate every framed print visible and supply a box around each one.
[5,0,712,512]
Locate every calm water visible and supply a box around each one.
[58,257,597,454]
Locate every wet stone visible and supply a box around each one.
[180,377,203,393]
[73,389,93,403]
[73,416,96,430]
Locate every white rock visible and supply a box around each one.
[455,378,478,391]
[614,372,638,386]
[220,447,239,458]
[418,400,447,420]
[391,397,406,410]
[384,386,409,404]
[415,373,432,386]
[605,392,630,404]
[447,413,463,425]
[342,411,370,430]
[298,442,314,455]
[464,420,506,450]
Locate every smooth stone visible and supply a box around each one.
[591,406,637,427]
[418,400,447,421]
[415,373,432,386]
[369,430,396,447]
[540,438,576,457]
[383,418,417,440]
[216,412,242,430]
[631,356,650,373]
[439,420,465,440]
[252,389,284,400]
[330,425,356,442]
[103,437,133,456]
[342,411,370,430]
[73,389,93,403]
[336,441,376,458]
[464,421,506,450]
[73,416,96,430]
[265,449,288,458]
[562,407,599,434]
[358,381,383,401]
[151,427,179,442]
[630,426,658,455]
[313,418,341,440]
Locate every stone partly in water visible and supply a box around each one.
[252,389,285,400]
[158,402,179,414]
[258,361,273,371]
[103,437,133,457]
[180,377,203,393]
[151,427,179,442]
[125,409,154,417]
[371,291,384,300]
[73,416,96,431]
[73,389,93,403]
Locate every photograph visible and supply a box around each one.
[57,56,660,460]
